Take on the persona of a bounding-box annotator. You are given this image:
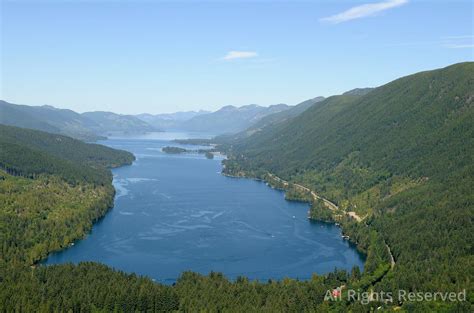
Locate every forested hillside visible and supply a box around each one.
[0,101,102,141]
[222,62,474,304]
[0,125,134,265]
[0,125,134,168]
[0,125,134,184]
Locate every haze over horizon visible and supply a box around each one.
[1,0,472,115]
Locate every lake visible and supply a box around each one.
[44,132,365,284]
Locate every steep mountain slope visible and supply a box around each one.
[0,101,101,141]
[223,62,474,293]
[228,63,473,180]
[82,111,158,134]
[180,103,291,134]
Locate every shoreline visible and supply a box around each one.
[219,166,399,279]
[221,160,403,284]
[220,167,367,253]
[38,157,136,266]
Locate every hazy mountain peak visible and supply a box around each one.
[220,105,237,111]
[240,104,260,109]
[40,104,58,110]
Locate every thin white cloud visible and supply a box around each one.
[320,0,408,24]
[442,35,474,49]
[222,51,258,60]
[381,36,474,50]
[444,44,474,49]
[441,35,474,40]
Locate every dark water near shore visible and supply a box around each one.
[45,132,365,284]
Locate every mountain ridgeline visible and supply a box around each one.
[222,62,474,296]
[136,110,211,130]
[0,101,160,141]
[0,101,102,141]
[81,111,157,134]
[137,103,296,134]
[178,103,291,134]
[1,100,308,140]
[215,96,325,142]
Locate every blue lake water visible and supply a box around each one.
[44,132,365,284]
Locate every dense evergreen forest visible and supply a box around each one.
[1,63,473,312]
[162,145,217,159]
[221,62,474,310]
[162,146,188,154]
[0,125,135,266]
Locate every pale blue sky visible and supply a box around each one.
[1,0,473,114]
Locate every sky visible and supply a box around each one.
[1,0,473,114]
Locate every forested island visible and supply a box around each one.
[162,146,188,154]
[1,63,473,312]
[162,146,216,159]
[172,138,214,146]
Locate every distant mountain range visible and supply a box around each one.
[136,110,210,130]
[175,103,292,134]
[2,99,329,140]
[82,111,156,135]
[134,104,299,134]
[216,97,325,141]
